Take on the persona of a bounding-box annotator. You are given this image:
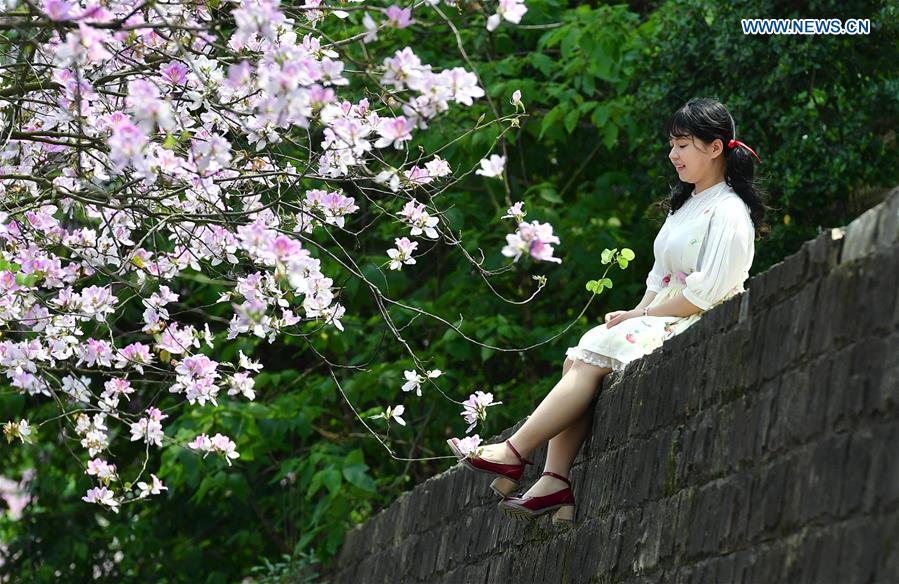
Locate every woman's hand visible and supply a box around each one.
[605,309,639,328]
[606,310,628,328]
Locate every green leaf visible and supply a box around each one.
[539,104,567,140]
[529,53,555,76]
[600,248,617,264]
[620,248,635,261]
[342,449,376,493]
[591,103,610,126]
[15,273,40,286]
[560,26,581,59]
[308,468,342,498]
[564,109,580,133]
[342,463,375,493]
[539,187,563,204]
[601,123,619,149]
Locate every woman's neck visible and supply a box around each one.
[693,174,726,195]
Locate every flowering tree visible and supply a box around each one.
[0,0,634,522]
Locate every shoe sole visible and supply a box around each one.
[498,501,576,527]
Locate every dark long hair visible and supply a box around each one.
[658,97,773,240]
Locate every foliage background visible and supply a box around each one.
[1,0,896,581]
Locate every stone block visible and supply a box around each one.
[805,228,844,279]
[876,186,899,248]
[842,199,885,264]
[824,343,856,432]
[747,458,788,540]
[750,378,779,459]
[798,434,850,524]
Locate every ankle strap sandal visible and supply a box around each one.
[506,439,534,466]
[541,470,571,487]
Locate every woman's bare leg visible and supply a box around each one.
[476,358,610,474]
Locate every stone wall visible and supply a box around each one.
[327,187,899,584]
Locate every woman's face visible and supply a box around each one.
[668,134,724,184]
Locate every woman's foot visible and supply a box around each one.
[498,471,576,526]
[520,471,570,497]
[448,438,535,497]
[476,441,527,465]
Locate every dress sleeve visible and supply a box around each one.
[645,214,670,293]
[682,202,754,311]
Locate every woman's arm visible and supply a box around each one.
[644,291,703,318]
[632,289,657,311]
[609,288,699,329]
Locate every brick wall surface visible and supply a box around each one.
[326,187,899,584]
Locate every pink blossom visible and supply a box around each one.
[371,404,406,426]
[362,12,379,43]
[129,412,165,447]
[398,201,439,239]
[386,5,414,28]
[76,338,114,368]
[156,322,200,355]
[126,78,174,132]
[159,61,189,86]
[475,154,505,178]
[225,60,253,90]
[461,390,503,434]
[107,119,148,173]
[501,202,527,222]
[43,0,74,21]
[115,342,154,373]
[82,486,119,512]
[487,0,528,31]
[136,474,167,498]
[227,372,256,400]
[269,235,305,262]
[86,458,117,484]
[387,236,419,271]
[456,434,483,457]
[438,67,486,106]
[501,220,562,264]
[188,432,240,466]
[375,116,414,150]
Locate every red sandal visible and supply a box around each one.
[447,437,533,497]
[497,471,576,527]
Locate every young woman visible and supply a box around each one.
[447,97,771,526]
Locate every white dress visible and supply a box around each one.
[565,180,755,371]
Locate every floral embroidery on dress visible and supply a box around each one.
[660,271,688,287]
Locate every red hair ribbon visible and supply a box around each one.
[727,138,762,163]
